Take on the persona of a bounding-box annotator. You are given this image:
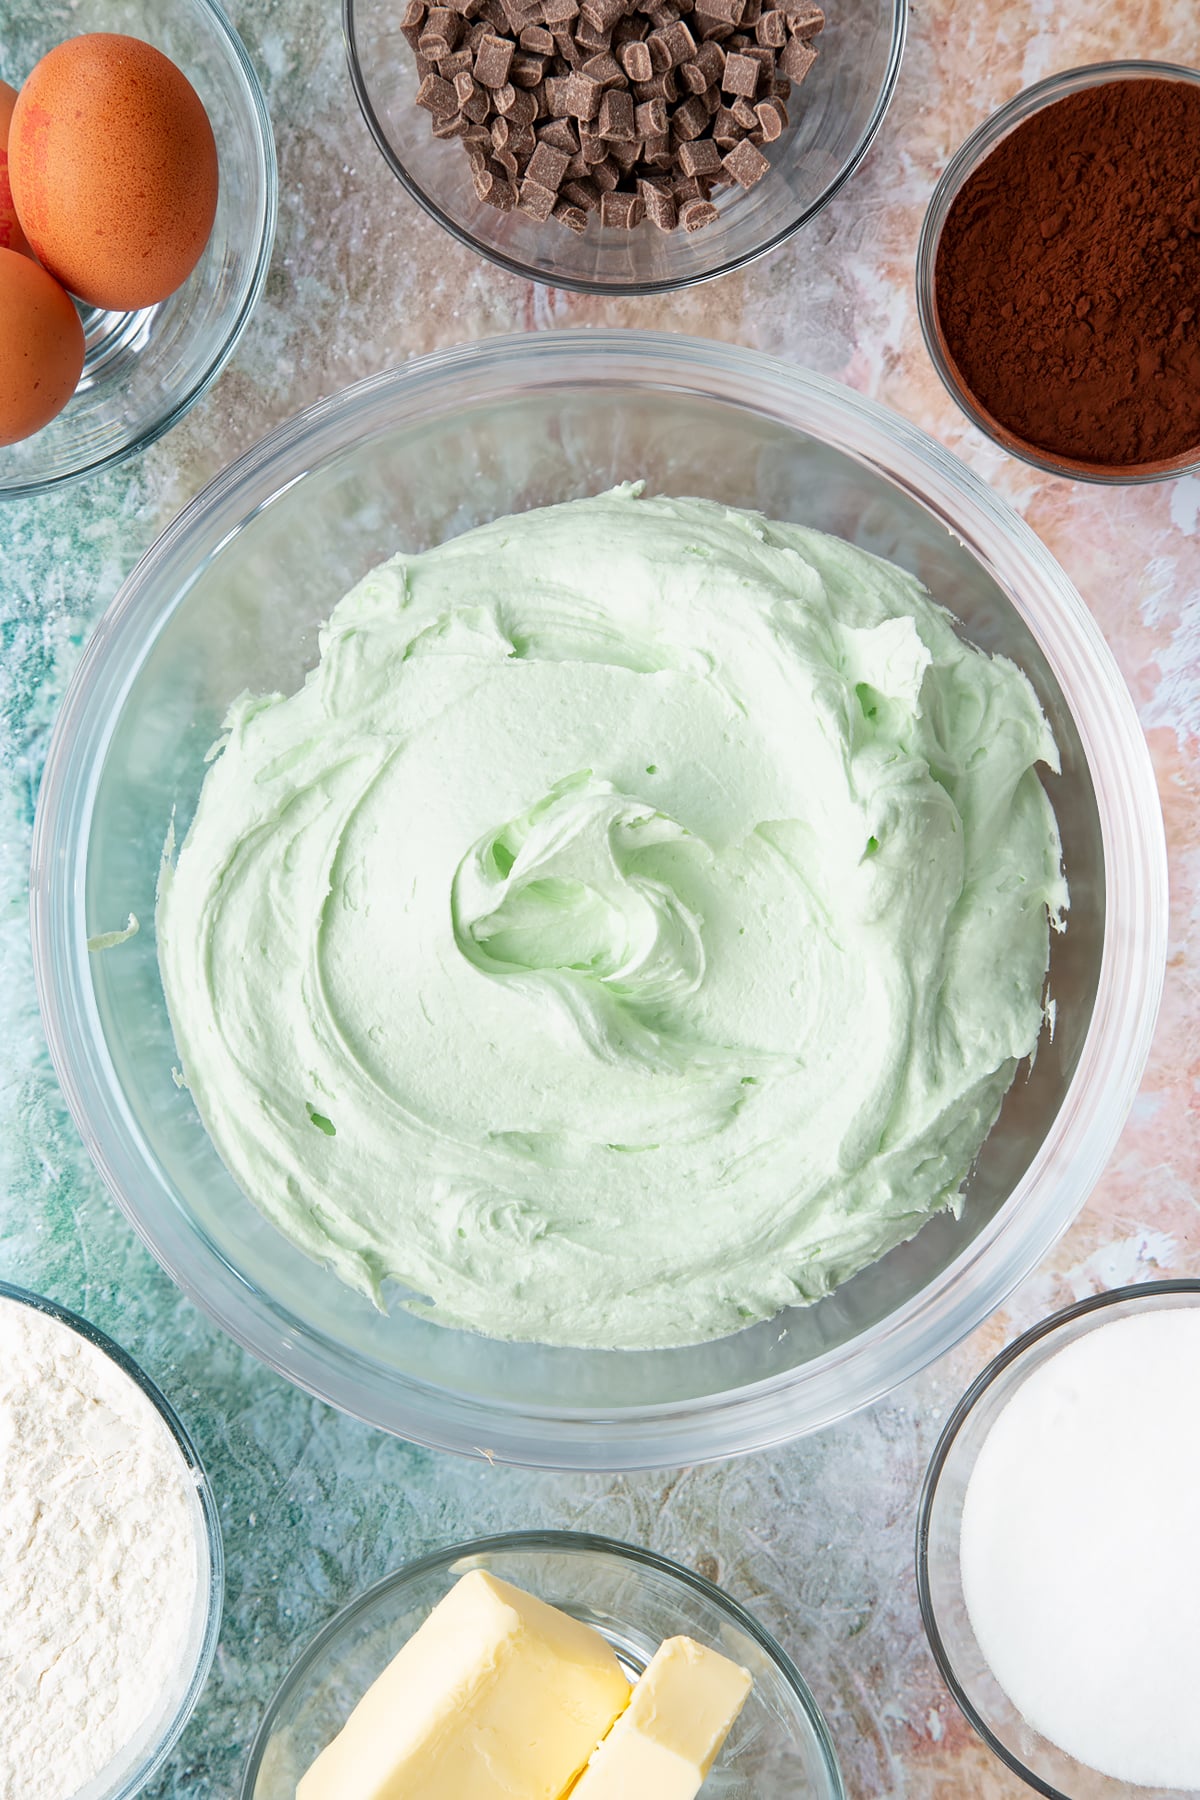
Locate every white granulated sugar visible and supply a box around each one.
[960,1307,1200,1790]
[0,1296,201,1800]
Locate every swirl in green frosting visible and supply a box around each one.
[157,486,1066,1349]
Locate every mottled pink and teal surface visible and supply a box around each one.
[0,0,1196,1795]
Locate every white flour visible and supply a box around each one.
[960,1306,1200,1789]
[0,1295,202,1800]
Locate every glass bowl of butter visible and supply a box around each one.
[31,330,1166,1470]
[241,1530,844,1800]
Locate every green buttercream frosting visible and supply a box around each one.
[156,486,1067,1349]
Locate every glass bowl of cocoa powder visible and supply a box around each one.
[917,61,1200,483]
[344,0,905,292]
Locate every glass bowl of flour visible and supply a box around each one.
[0,1282,222,1800]
[30,330,1167,1470]
[917,1280,1200,1799]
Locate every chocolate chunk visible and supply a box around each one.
[474,31,515,83]
[526,138,571,186]
[646,31,672,70]
[781,0,823,35]
[540,0,580,20]
[591,155,621,189]
[729,94,758,126]
[721,49,760,94]
[654,18,697,63]
[779,34,816,80]
[582,49,625,84]
[438,47,475,76]
[562,176,602,209]
[651,68,681,100]
[562,71,604,116]
[677,134,721,174]
[619,38,654,80]
[552,197,589,230]
[741,42,776,79]
[597,86,635,137]
[537,115,580,150]
[679,196,719,229]
[498,84,538,121]
[510,49,546,83]
[711,103,742,143]
[642,131,673,164]
[608,135,642,167]
[401,0,429,48]
[416,71,459,114]
[755,6,785,43]
[721,134,769,185]
[691,38,726,82]
[671,93,709,138]
[432,109,471,136]
[429,7,464,41]
[634,96,668,135]
[518,175,558,216]
[639,176,678,228]
[574,16,613,49]
[600,188,644,227]
[580,125,608,161]
[754,94,786,138]
[581,0,626,27]
[474,159,517,205]
[521,21,556,48]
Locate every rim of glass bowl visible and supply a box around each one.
[0,0,278,502]
[342,0,907,295]
[915,1279,1200,1800]
[29,330,1168,1471]
[240,1528,847,1800]
[915,60,1200,485]
[0,1278,224,1800]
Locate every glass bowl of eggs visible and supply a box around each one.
[0,0,276,498]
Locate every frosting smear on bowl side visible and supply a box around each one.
[156,486,1066,1350]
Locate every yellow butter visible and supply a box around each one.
[568,1635,753,1799]
[297,1570,631,1800]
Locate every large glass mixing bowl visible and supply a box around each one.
[30,331,1167,1470]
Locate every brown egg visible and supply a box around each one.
[0,247,85,444]
[0,80,31,257]
[10,34,218,313]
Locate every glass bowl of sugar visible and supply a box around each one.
[917,1280,1200,1799]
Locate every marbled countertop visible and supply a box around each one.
[1,0,1197,1795]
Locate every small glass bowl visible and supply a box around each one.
[241,1530,845,1799]
[344,0,905,293]
[0,1279,223,1800]
[0,0,277,499]
[916,1280,1200,1800]
[916,61,1200,485]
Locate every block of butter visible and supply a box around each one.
[568,1635,753,1799]
[297,1570,631,1800]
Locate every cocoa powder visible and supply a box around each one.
[934,77,1200,469]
